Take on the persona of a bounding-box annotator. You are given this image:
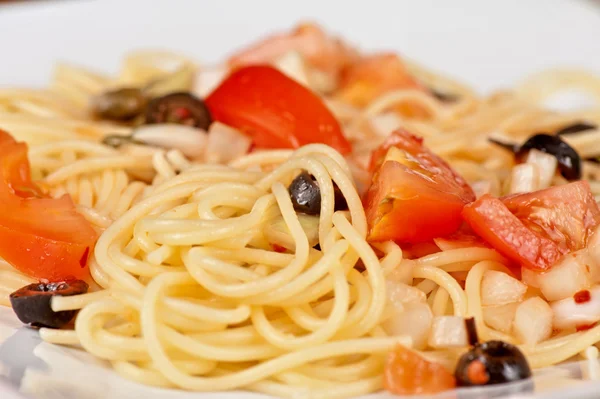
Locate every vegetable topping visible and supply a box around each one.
[288,171,348,215]
[145,92,212,130]
[10,280,89,329]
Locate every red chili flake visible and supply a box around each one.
[466,360,489,385]
[576,323,597,332]
[574,289,591,304]
[79,247,90,268]
[173,107,191,120]
[272,244,287,253]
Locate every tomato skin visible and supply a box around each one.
[364,130,475,243]
[0,129,97,281]
[205,65,351,154]
[384,345,456,395]
[463,195,563,271]
[502,181,600,254]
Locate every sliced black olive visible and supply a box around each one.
[555,122,597,136]
[9,280,89,329]
[430,88,459,103]
[489,133,582,180]
[91,88,147,121]
[455,318,532,388]
[144,92,212,130]
[288,171,348,215]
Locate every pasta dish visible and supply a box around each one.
[1,22,600,398]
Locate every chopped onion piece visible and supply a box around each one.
[471,180,493,199]
[428,316,468,349]
[386,280,427,306]
[514,297,553,345]
[538,252,592,301]
[368,112,403,137]
[131,124,207,159]
[526,149,557,189]
[274,51,311,87]
[205,122,252,164]
[551,286,600,330]
[482,302,519,334]
[509,163,539,194]
[521,267,541,288]
[481,270,527,306]
[263,214,319,250]
[383,302,432,350]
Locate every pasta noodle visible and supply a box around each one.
[2,24,600,398]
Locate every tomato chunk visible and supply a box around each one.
[205,65,351,154]
[228,22,358,76]
[463,195,562,271]
[463,182,600,271]
[384,345,456,395]
[0,130,97,281]
[364,130,475,243]
[502,181,600,254]
[336,53,423,112]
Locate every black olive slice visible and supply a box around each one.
[144,92,212,130]
[555,122,597,136]
[91,88,147,121]
[9,280,89,329]
[288,171,348,215]
[455,340,532,387]
[489,133,582,180]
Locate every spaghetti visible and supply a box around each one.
[1,22,600,398]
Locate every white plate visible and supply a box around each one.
[1,1,600,398]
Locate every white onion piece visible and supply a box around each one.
[481,270,527,306]
[193,65,228,98]
[521,267,541,288]
[538,252,592,301]
[509,163,539,194]
[274,51,311,87]
[471,180,493,199]
[205,122,252,164]
[386,280,427,306]
[526,149,557,189]
[131,124,207,159]
[383,303,432,350]
[428,316,468,349]
[369,112,403,137]
[514,297,553,345]
[483,303,519,334]
[551,286,600,330]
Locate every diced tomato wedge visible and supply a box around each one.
[364,130,475,243]
[384,345,456,395]
[463,182,600,271]
[502,181,600,254]
[228,22,358,76]
[336,53,425,116]
[205,65,352,154]
[0,129,97,281]
[463,195,564,271]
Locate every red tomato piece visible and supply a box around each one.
[0,129,97,281]
[384,345,456,395]
[228,22,358,76]
[463,182,600,271]
[502,181,600,254]
[462,195,564,271]
[205,65,351,154]
[364,130,475,243]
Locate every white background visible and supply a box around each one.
[1,0,600,92]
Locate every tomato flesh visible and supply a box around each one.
[463,182,600,271]
[364,130,475,243]
[205,65,351,154]
[0,130,97,281]
[384,345,456,395]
